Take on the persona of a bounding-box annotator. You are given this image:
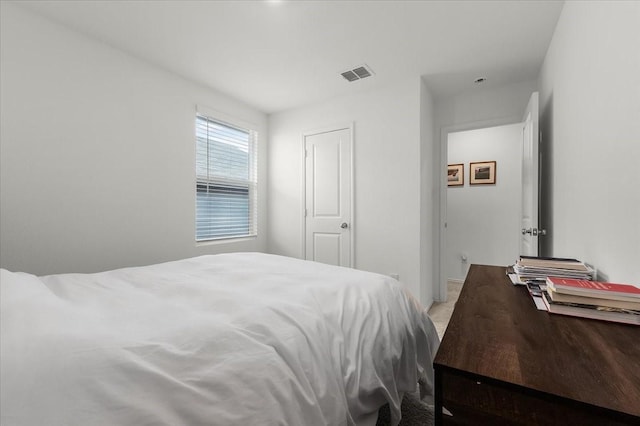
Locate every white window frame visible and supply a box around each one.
[195,110,258,242]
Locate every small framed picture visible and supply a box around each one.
[447,163,464,186]
[469,161,496,185]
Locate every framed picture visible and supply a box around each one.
[469,161,496,185]
[447,164,464,186]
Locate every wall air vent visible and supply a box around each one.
[340,64,374,82]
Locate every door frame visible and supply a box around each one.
[300,123,355,267]
[520,91,540,257]
[438,117,520,302]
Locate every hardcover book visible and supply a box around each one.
[546,277,640,302]
[541,291,640,326]
[547,287,640,311]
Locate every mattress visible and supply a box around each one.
[1,252,439,426]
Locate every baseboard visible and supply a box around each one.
[447,279,464,286]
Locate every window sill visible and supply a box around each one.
[195,235,257,247]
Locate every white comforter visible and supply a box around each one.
[1,253,439,426]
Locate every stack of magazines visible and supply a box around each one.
[512,256,595,282]
[542,277,640,326]
[507,256,594,311]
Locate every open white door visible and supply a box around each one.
[520,92,542,256]
[303,127,353,267]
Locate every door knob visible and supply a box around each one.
[340,222,349,229]
[522,228,547,236]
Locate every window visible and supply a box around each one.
[195,114,257,241]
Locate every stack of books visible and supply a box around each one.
[512,256,594,282]
[543,277,640,325]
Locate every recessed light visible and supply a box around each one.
[474,77,487,84]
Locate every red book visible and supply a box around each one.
[546,276,640,302]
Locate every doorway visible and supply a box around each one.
[302,125,353,267]
[438,91,542,300]
[446,123,523,282]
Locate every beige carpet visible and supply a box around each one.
[427,281,463,340]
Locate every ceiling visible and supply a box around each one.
[13,0,564,114]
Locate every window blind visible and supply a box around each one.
[195,114,257,241]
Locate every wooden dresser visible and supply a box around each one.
[433,264,640,425]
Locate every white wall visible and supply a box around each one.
[434,80,538,130]
[420,79,437,305]
[268,78,432,304]
[0,3,268,275]
[538,1,640,283]
[446,124,523,281]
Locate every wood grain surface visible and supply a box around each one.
[434,264,640,424]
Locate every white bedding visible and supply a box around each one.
[1,253,439,426]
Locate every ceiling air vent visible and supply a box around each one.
[340,64,374,82]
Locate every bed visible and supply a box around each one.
[1,252,439,426]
